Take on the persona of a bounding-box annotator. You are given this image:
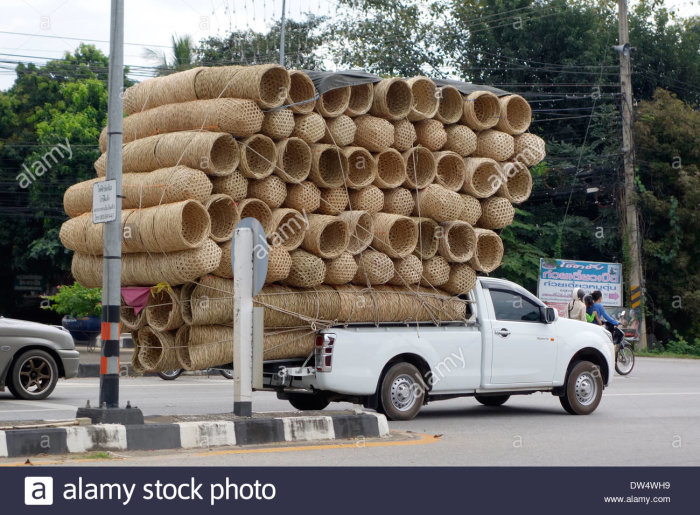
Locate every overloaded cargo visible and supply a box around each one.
[59,64,545,372]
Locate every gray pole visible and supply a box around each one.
[279,0,286,66]
[232,227,254,417]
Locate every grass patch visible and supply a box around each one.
[70,451,113,460]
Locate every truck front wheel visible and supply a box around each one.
[378,362,426,421]
[287,393,330,411]
[560,361,603,415]
[475,394,510,407]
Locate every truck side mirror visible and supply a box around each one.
[545,307,557,324]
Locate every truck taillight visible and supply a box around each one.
[315,333,335,372]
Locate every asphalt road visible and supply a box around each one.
[1,357,699,466]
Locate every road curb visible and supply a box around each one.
[0,413,389,458]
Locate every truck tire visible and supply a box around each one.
[7,349,59,401]
[378,362,425,421]
[559,361,603,415]
[288,393,330,411]
[475,394,510,407]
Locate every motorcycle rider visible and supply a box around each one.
[591,290,622,347]
[567,288,587,322]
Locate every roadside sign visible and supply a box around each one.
[231,217,268,297]
[538,258,623,307]
[92,179,117,224]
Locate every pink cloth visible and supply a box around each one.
[121,287,151,315]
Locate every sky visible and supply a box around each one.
[0,0,698,91]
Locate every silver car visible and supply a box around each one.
[0,317,80,400]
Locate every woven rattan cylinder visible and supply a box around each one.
[130,332,145,374]
[179,282,197,323]
[286,70,317,114]
[462,158,502,198]
[496,94,532,135]
[388,254,422,286]
[95,140,156,176]
[435,86,464,124]
[266,246,292,283]
[274,137,311,183]
[292,113,326,144]
[248,175,288,208]
[420,256,450,287]
[261,109,295,140]
[469,229,504,273]
[406,76,439,122]
[372,213,418,258]
[188,275,233,325]
[498,161,532,204]
[146,286,184,332]
[353,115,395,152]
[373,149,406,189]
[443,263,477,295]
[335,284,377,322]
[284,181,321,213]
[255,285,336,328]
[438,221,476,263]
[415,184,463,223]
[391,118,417,151]
[309,144,348,188]
[263,329,317,360]
[282,250,326,288]
[324,252,358,285]
[318,187,349,215]
[194,64,290,109]
[412,217,439,259]
[316,86,351,117]
[342,146,376,189]
[345,82,374,117]
[211,171,248,201]
[474,129,515,162]
[434,151,467,192]
[461,90,501,131]
[176,325,233,371]
[478,197,515,230]
[348,185,384,214]
[443,125,477,156]
[213,241,233,278]
[414,119,447,151]
[122,67,201,114]
[370,78,412,120]
[138,327,181,372]
[204,194,237,242]
[268,208,306,251]
[513,133,546,166]
[237,198,273,235]
[402,147,436,189]
[382,188,415,217]
[120,303,146,331]
[459,194,482,226]
[301,214,349,259]
[239,134,277,179]
[352,250,395,285]
[338,210,374,255]
[320,115,357,147]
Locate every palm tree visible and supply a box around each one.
[144,34,196,76]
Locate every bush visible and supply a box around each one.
[42,283,102,318]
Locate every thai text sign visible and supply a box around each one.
[538,258,623,307]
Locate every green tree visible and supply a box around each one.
[145,34,197,76]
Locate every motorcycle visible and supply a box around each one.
[157,367,234,380]
[607,319,635,376]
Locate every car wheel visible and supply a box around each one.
[157,369,183,380]
[475,394,510,407]
[378,362,425,421]
[560,361,603,415]
[287,393,330,411]
[8,349,59,400]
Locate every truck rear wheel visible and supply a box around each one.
[560,361,603,415]
[475,394,510,407]
[288,393,330,411]
[378,362,425,421]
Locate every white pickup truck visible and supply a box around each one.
[262,277,615,420]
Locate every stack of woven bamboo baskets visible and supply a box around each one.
[59,65,545,372]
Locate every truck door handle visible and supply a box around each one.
[495,328,510,337]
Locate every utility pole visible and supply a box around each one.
[279,0,286,66]
[616,0,647,349]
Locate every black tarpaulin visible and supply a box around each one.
[303,70,382,94]
[434,78,510,97]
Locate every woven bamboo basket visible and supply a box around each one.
[205,194,237,242]
[442,263,477,296]
[308,144,348,188]
[193,64,290,109]
[301,214,349,259]
[438,221,476,263]
[211,171,248,201]
[236,198,273,235]
[435,86,464,124]
[352,250,395,285]
[372,213,418,258]
[274,137,311,183]
[146,286,184,332]
[138,327,181,372]
[345,82,374,117]
[64,167,212,217]
[268,208,306,251]
[176,325,232,371]
[286,70,317,114]
[458,194,482,226]
[443,125,477,157]
[255,285,341,328]
[284,181,321,213]
[420,256,450,287]
[292,113,326,144]
[414,119,447,151]
[434,151,467,192]
[122,67,201,115]
[478,197,515,229]
[461,90,501,131]
[353,115,395,152]
[370,78,412,120]
[469,228,504,273]
[261,109,295,140]
[213,240,233,278]
[188,275,233,325]
[324,252,358,285]
[248,175,288,208]
[179,282,197,324]
[373,149,406,189]
[348,185,384,214]
[335,284,378,322]
[462,158,503,198]
[342,146,376,189]
[318,187,349,215]
[410,286,468,321]
[513,133,546,166]
[382,188,415,217]
[495,94,532,135]
[95,140,156,176]
[282,250,327,288]
[130,331,145,374]
[316,86,351,117]
[320,115,357,147]
[474,129,515,162]
[391,118,417,152]
[120,303,146,331]
[412,217,439,259]
[403,147,437,189]
[388,254,422,286]
[266,246,293,283]
[239,134,277,179]
[338,210,374,255]
[498,161,532,204]
[406,76,439,122]
[415,184,463,222]
[263,329,317,360]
